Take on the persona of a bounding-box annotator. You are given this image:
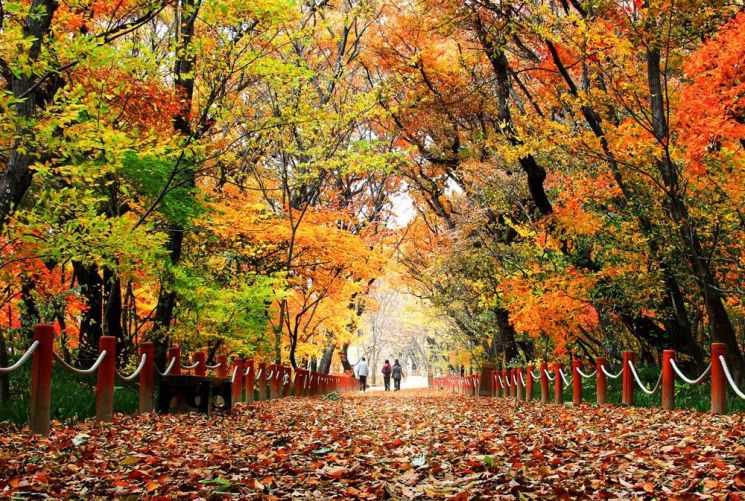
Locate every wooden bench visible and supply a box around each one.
[157,375,232,415]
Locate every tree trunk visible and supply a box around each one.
[494,308,518,364]
[152,0,199,352]
[646,47,744,379]
[0,0,59,229]
[318,344,335,374]
[73,262,104,365]
[0,328,9,402]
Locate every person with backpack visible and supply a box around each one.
[392,359,403,391]
[381,359,392,391]
[356,357,369,391]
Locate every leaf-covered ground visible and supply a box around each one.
[1,389,744,499]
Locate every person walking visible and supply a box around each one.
[357,357,369,391]
[392,359,403,391]
[381,359,392,391]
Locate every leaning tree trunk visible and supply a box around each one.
[318,344,335,374]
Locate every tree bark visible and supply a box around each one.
[0,1,59,228]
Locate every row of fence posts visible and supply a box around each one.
[432,343,736,414]
[20,325,356,435]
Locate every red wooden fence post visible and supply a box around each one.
[540,362,549,403]
[232,359,243,403]
[168,346,182,375]
[245,359,255,403]
[554,363,563,404]
[526,364,534,402]
[661,350,675,410]
[294,369,303,396]
[509,369,516,398]
[596,357,607,405]
[217,355,227,378]
[572,360,582,405]
[29,324,54,435]
[194,351,206,377]
[711,343,727,415]
[96,336,116,422]
[267,364,277,399]
[622,352,635,406]
[139,341,154,413]
[256,362,266,400]
[517,367,525,400]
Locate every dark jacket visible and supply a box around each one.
[382,362,392,377]
[392,364,402,379]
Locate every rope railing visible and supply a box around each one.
[205,362,223,370]
[54,350,108,376]
[628,361,662,395]
[0,341,40,373]
[157,357,177,377]
[435,343,741,416]
[719,356,745,400]
[670,359,710,385]
[600,365,622,379]
[116,354,148,382]
[11,325,357,436]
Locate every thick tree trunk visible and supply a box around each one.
[494,308,518,365]
[73,262,104,365]
[0,0,59,228]
[318,344,335,374]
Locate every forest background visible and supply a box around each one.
[0,0,743,403]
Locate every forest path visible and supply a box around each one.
[1,389,743,498]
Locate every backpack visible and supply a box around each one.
[382,364,391,376]
[392,365,402,379]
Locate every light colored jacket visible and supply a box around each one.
[357,360,369,377]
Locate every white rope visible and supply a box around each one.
[512,374,518,386]
[576,367,596,378]
[504,374,512,387]
[205,362,222,370]
[157,357,177,376]
[116,354,148,382]
[275,369,281,380]
[519,372,526,386]
[0,341,40,373]
[54,350,108,376]
[256,368,263,380]
[230,365,238,383]
[497,375,504,389]
[267,370,274,380]
[559,368,571,387]
[719,356,745,400]
[628,361,662,395]
[244,365,252,377]
[182,361,200,370]
[670,359,710,385]
[600,364,623,379]
[544,369,556,381]
[530,370,541,379]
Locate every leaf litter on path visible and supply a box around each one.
[1,389,744,499]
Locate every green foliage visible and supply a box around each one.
[121,152,204,227]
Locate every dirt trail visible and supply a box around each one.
[1,389,744,499]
